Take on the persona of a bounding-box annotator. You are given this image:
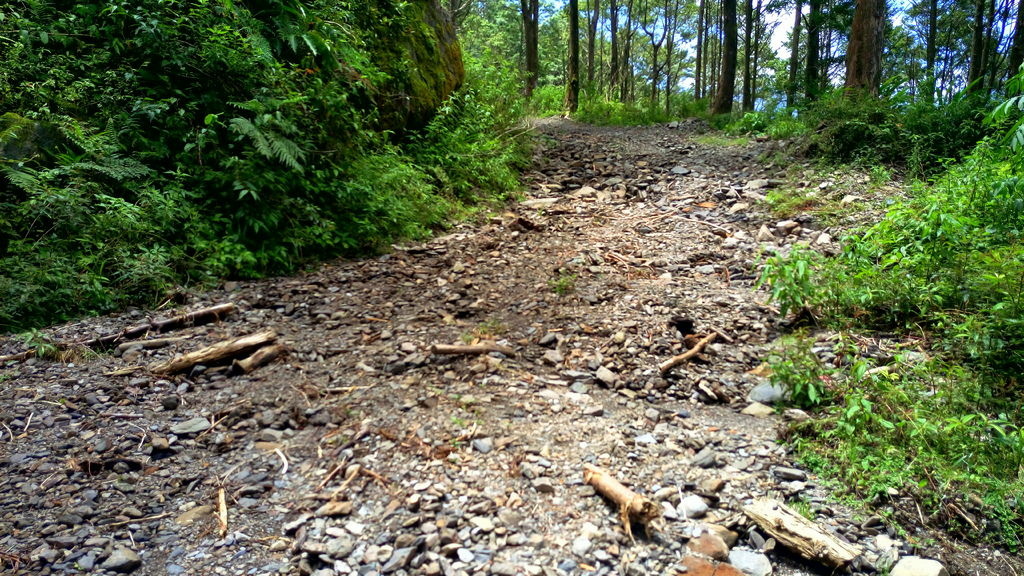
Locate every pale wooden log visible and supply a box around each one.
[115,336,189,355]
[742,499,862,568]
[230,343,286,375]
[429,343,515,356]
[658,332,717,374]
[583,463,661,542]
[149,330,277,375]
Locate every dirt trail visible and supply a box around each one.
[1,119,1016,576]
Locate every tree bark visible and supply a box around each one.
[711,0,738,114]
[787,0,802,107]
[844,0,886,95]
[621,0,636,102]
[924,0,938,101]
[521,0,540,96]
[566,0,581,112]
[968,0,987,90]
[742,0,754,111]
[587,0,601,85]
[1010,0,1024,80]
[805,0,822,100]
[609,0,620,96]
[694,0,705,98]
[750,0,763,107]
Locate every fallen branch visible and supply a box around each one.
[743,499,862,569]
[658,332,717,374]
[0,303,236,364]
[217,487,229,537]
[230,343,287,375]
[429,343,515,356]
[149,330,277,375]
[583,463,661,542]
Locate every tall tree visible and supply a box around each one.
[711,0,738,113]
[925,0,938,101]
[967,0,987,89]
[566,0,581,112]
[787,0,802,107]
[805,0,822,99]
[521,0,540,96]
[1010,0,1024,78]
[609,0,621,96]
[742,0,755,110]
[587,0,601,84]
[639,0,669,105]
[695,0,706,98]
[845,0,886,94]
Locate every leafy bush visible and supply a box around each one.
[575,93,670,126]
[0,0,527,332]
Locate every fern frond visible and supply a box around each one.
[3,166,45,196]
[228,116,305,172]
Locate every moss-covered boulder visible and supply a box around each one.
[364,0,464,132]
[0,112,63,162]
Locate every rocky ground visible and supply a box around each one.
[1,118,1021,576]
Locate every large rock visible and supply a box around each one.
[364,0,464,131]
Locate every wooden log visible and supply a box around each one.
[583,463,661,542]
[658,332,717,374]
[429,343,516,356]
[149,330,277,375]
[0,303,236,364]
[742,499,862,568]
[230,343,287,375]
[114,336,189,356]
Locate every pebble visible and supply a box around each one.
[531,478,556,493]
[679,494,709,518]
[571,535,593,556]
[472,438,494,454]
[100,547,142,573]
[595,366,618,386]
[170,417,211,435]
[890,556,949,576]
[728,549,773,576]
[747,382,787,404]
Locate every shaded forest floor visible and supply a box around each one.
[1,119,1020,576]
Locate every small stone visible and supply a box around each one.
[745,179,771,190]
[531,478,556,493]
[582,405,604,417]
[775,220,800,234]
[690,446,717,468]
[595,366,618,386]
[687,533,730,561]
[728,549,773,576]
[679,494,709,519]
[756,225,774,242]
[741,402,775,417]
[890,556,948,576]
[634,433,657,445]
[470,516,494,532]
[150,436,170,451]
[170,417,211,436]
[681,556,745,576]
[728,202,750,214]
[644,407,660,422]
[841,194,863,204]
[814,232,833,245]
[161,396,180,411]
[772,467,807,481]
[696,264,716,275]
[571,535,593,556]
[380,546,414,573]
[175,505,214,525]
[472,438,494,454]
[456,548,475,562]
[706,524,739,547]
[747,382,787,404]
[783,408,810,422]
[100,547,142,573]
[671,166,691,175]
[315,501,354,517]
[542,349,564,365]
[491,563,519,575]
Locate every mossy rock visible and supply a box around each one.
[362,0,464,132]
[0,112,64,162]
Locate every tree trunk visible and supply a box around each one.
[750,0,763,107]
[695,0,705,98]
[968,0,987,90]
[621,0,636,102]
[610,0,620,96]
[845,0,886,95]
[787,0,802,107]
[711,0,738,114]
[521,0,540,96]
[566,0,581,112]
[588,0,601,85]
[805,0,821,100]
[742,0,754,110]
[1010,0,1024,79]
[924,0,937,101]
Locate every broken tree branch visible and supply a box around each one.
[230,343,287,375]
[149,330,277,375]
[742,499,862,568]
[583,463,661,542]
[658,332,717,374]
[429,343,515,356]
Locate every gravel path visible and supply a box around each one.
[1,119,1018,576]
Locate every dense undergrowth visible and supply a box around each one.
[0,0,526,333]
[756,87,1024,549]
